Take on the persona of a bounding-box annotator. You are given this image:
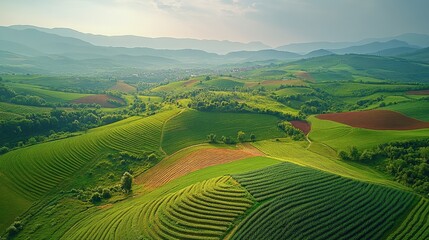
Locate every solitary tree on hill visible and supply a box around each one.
[121,172,133,193]
[237,131,246,142]
[250,133,256,142]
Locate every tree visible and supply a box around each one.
[121,172,133,193]
[90,192,102,203]
[205,76,211,81]
[102,188,111,199]
[237,131,246,142]
[338,150,349,161]
[250,133,256,142]
[349,146,360,161]
[207,133,217,143]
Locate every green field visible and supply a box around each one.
[0,110,179,230]
[381,100,429,121]
[16,156,280,239]
[6,82,92,102]
[308,115,429,151]
[388,198,429,240]
[252,139,405,190]
[162,109,284,154]
[0,102,52,116]
[232,162,418,239]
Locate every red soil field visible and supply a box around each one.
[290,120,311,135]
[294,71,314,82]
[136,145,263,190]
[317,110,429,130]
[109,81,136,93]
[72,94,125,108]
[406,89,429,95]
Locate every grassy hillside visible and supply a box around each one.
[63,176,253,239]
[0,109,179,231]
[0,102,52,116]
[308,115,429,151]
[252,139,405,190]
[6,82,91,102]
[381,100,429,121]
[162,109,284,154]
[232,162,418,239]
[16,156,280,239]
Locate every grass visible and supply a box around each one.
[161,109,285,154]
[274,87,314,96]
[62,176,254,239]
[381,100,429,121]
[0,102,52,116]
[0,109,179,231]
[231,162,418,240]
[6,82,92,102]
[388,198,429,240]
[308,115,429,151]
[252,139,406,190]
[17,156,280,239]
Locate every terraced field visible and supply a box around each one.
[162,109,284,154]
[61,176,254,239]
[388,199,429,240]
[0,110,179,229]
[232,163,418,240]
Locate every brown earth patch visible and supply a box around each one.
[317,110,429,130]
[109,81,136,93]
[72,94,125,108]
[406,90,429,95]
[183,79,199,87]
[97,204,113,209]
[136,146,263,190]
[294,71,314,82]
[261,79,306,86]
[290,120,311,135]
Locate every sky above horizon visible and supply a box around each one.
[1,0,428,47]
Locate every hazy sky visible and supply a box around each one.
[1,0,428,46]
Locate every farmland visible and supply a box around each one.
[162,109,284,154]
[232,162,418,239]
[1,26,429,239]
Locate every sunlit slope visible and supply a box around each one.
[231,162,418,240]
[62,176,253,239]
[0,109,179,200]
[308,115,429,151]
[162,109,284,154]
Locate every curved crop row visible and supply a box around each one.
[61,176,254,239]
[388,198,429,240]
[0,110,179,200]
[231,162,418,240]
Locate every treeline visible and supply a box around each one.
[0,109,125,152]
[190,91,299,120]
[339,139,429,196]
[278,121,305,140]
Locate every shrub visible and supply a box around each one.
[121,172,133,193]
[90,192,102,203]
[102,188,111,199]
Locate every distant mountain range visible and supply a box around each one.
[1,25,429,74]
[276,33,429,54]
[9,25,270,55]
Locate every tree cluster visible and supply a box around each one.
[338,139,429,196]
